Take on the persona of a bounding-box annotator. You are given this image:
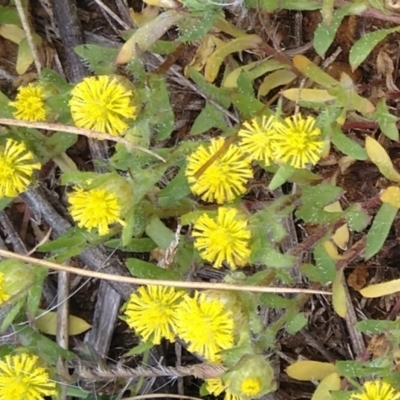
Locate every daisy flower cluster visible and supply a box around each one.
[184,113,324,269]
[123,285,274,400]
[5,76,139,234]
[0,353,57,400]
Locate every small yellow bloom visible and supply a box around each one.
[206,378,241,400]
[193,207,251,269]
[240,377,262,398]
[67,187,125,236]
[175,291,234,362]
[238,115,277,165]
[350,380,400,400]
[0,273,10,305]
[0,353,57,400]
[0,139,41,199]
[9,83,47,122]
[185,137,253,204]
[124,285,185,344]
[272,114,324,169]
[69,75,137,136]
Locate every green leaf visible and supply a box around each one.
[335,360,388,378]
[356,319,399,334]
[38,229,87,254]
[188,68,231,108]
[297,184,343,224]
[286,312,308,334]
[178,10,219,41]
[146,74,174,140]
[251,239,296,268]
[74,44,118,75]
[268,164,295,191]
[331,125,367,160]
[190,101,227,135]
[18,326,75,364]
[145,216,175,249]
[300,263,323,282]
[230,91,265,119]
[126,258,181,280]
[344,204,371,232]
[158,168,191,207]
[314,3,366,57]
[0,7,21,25]
[105,238,157,252]
[125,341,154,356]
[350,26,400,70]
[314,240,337,284]
[259,293,295,308]
[365,202,398,260]
[371,98,399,141]
[44,132,77,158]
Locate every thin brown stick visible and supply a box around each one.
[0,249,331,295]
[0,118,166,162]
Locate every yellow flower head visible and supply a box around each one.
[67,187,125,236]
[0,139,41,199]
[192,207,251,269]
[272,114,324,169]
[0,353,57,400]
[350,380,400,400]
[238,115,277,166]
[9,83,47,122]
[185,137,253,204]
[0,272,10,305]
[206,378,241,400]
[69,75,137,136]
[223,355,276,400]
[174,291,234,362]
[123,285,185,344]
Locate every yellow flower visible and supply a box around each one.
[0,353,57,400]
[9,83,47,122]
[0,273,10,305]
[69,75,137,136]
[123,285,185,344]
[349,381,400,400]
[238,115,277,165]
[185,138,253,204]
[67,187,125,236]
[206,378,241,400]
[0,139,41,199]
[240,377,262,398]
[192,207,251,269]
[272,114,324,169]
[174,291,234,362]
[223,355,276,400]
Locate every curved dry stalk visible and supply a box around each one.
[14,0,42,73]
[0,248,332,296]
[0,118,166,162]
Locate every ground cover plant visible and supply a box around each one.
[2,0,400,399]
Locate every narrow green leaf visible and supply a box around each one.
[335,360,387,378]
[145,216,175,249]
[350,26,400,70]
[286,312,308,334]
[365,203,398,260]
[268,164,295,190]
[314,3,366,57]
[356,319,399,334]
[314,240,336,284]
[126,258,181,280]
[331,125,367,160]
